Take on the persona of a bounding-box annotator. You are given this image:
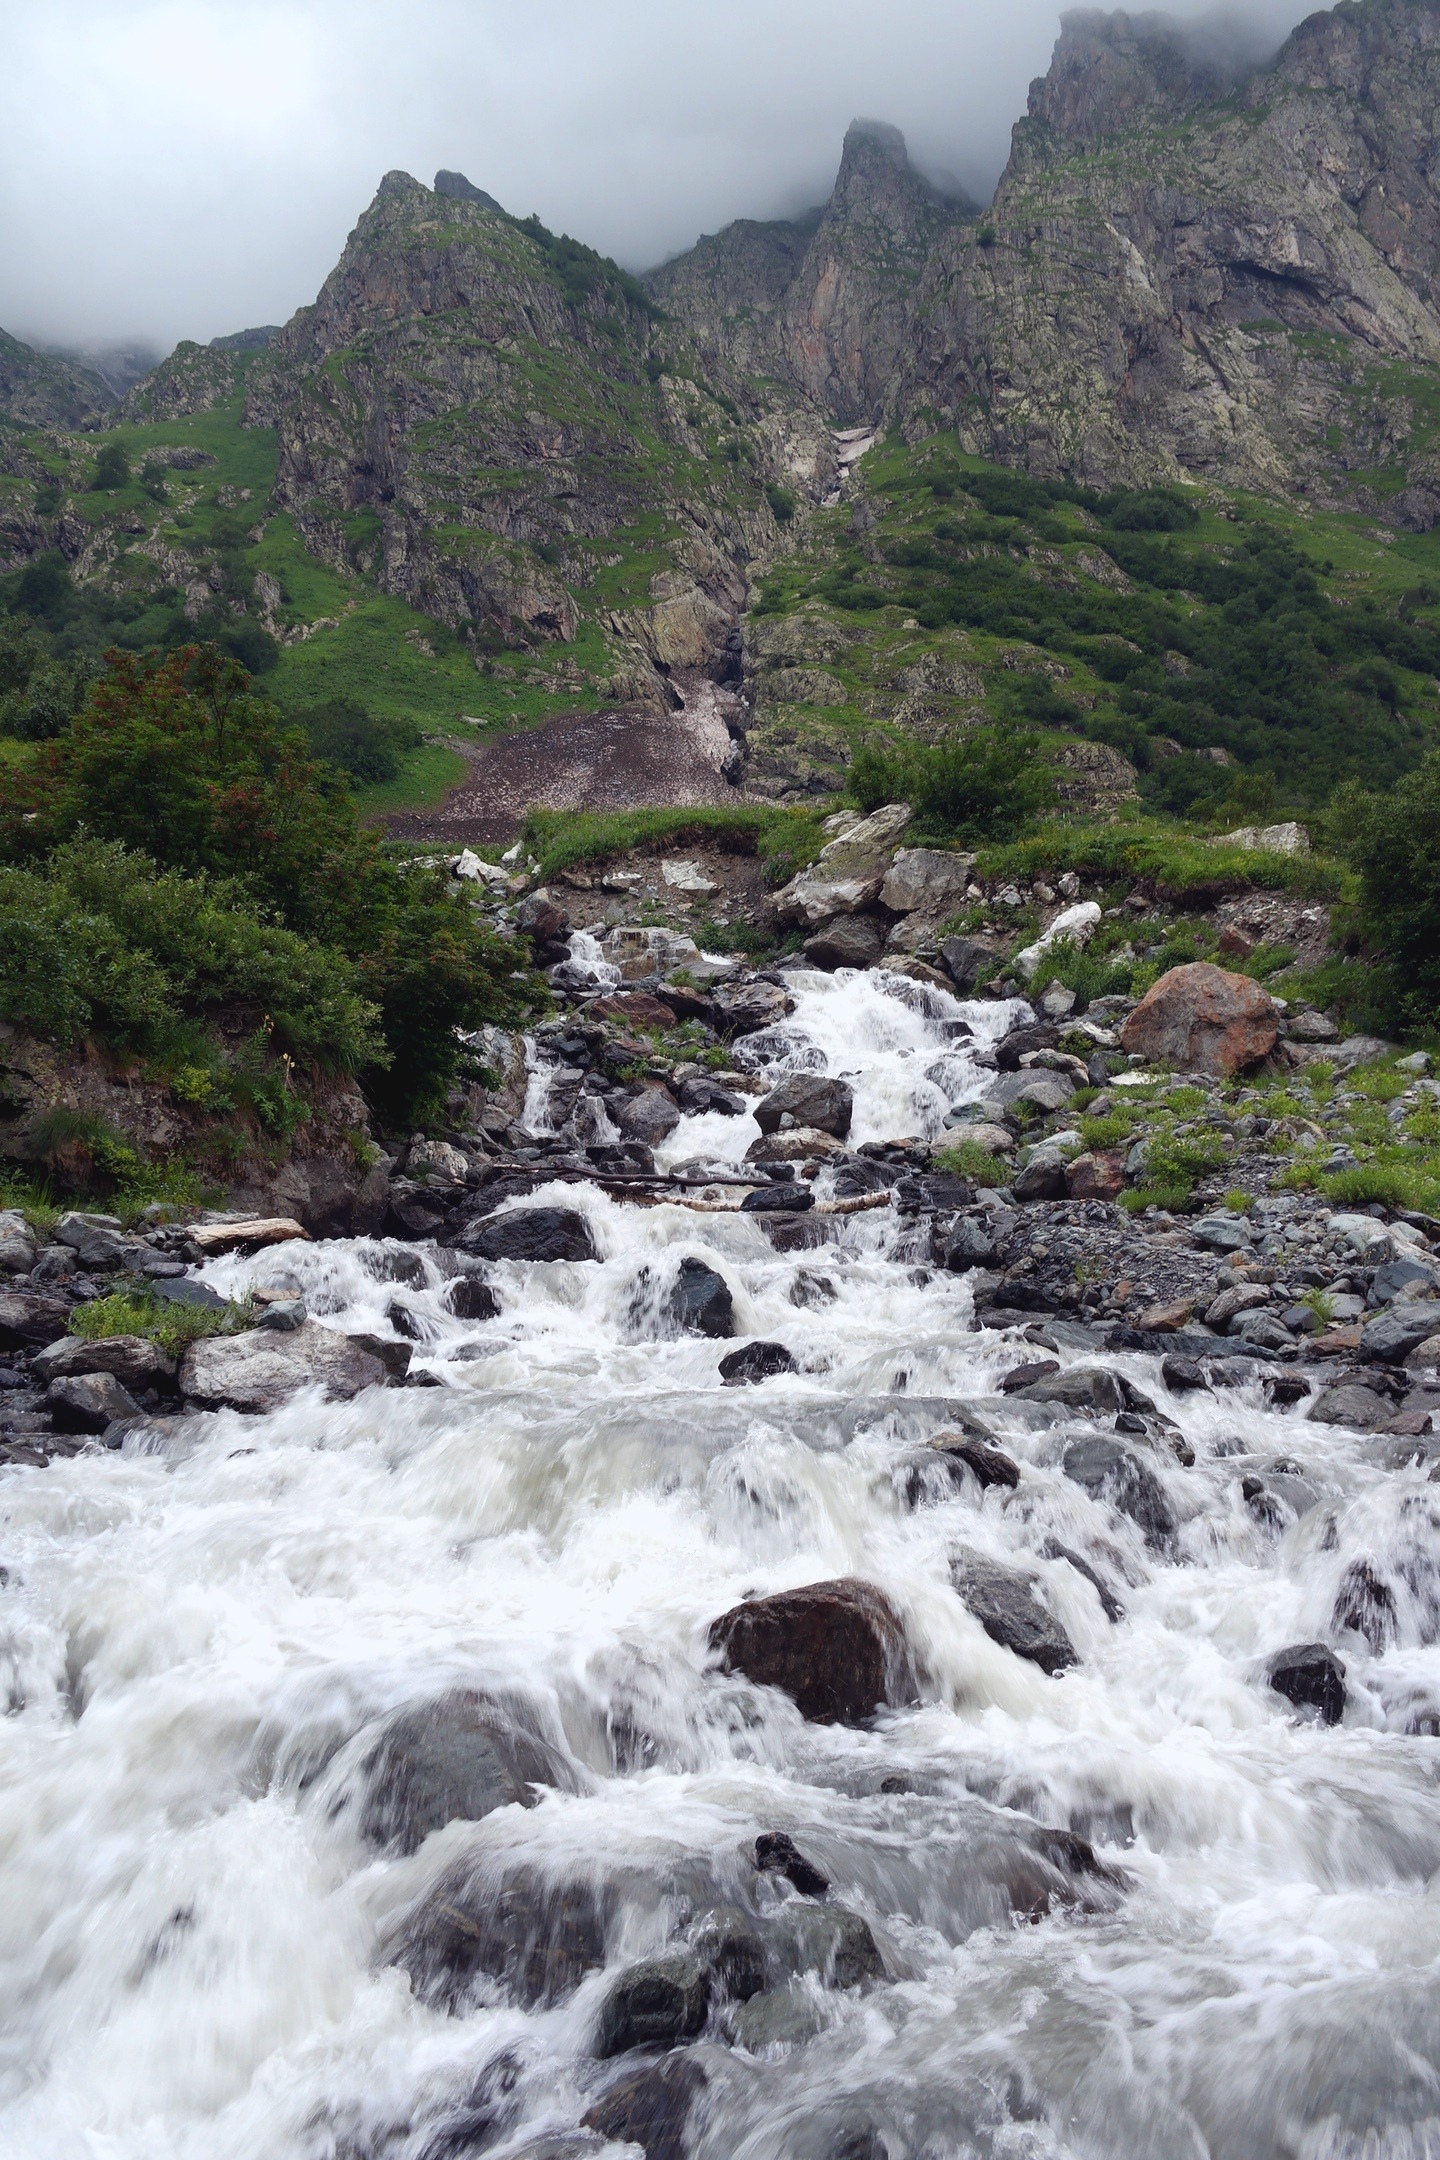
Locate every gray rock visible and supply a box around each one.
[803,915,885,970]
[1191,1216,1253,1254]
[52,1213,127,1271]
[939,1217,998,1270]
[950,1550,1078,1674]
[880,847,975,914]
[359,1688,581,1853]
[1267,1642,1346,1725]
[666,1257,735,1338]
[615,1088,682,1146]
[1371,1257,1438,1305]
[719,1341,797,1384]
[1062,1434,1177,1549]
[0,1291,72,1349]
[1012,1153,1068,1201]
[1206,1283,1270,1328]
[396,1862,607,2011]
[45,1371,140,1433]
[582,2051,709,2160]
[0,1210,36,1274]
[1233,1311,1295,1353]
[938,936,994,992]
[595,1950,711,2057]
[711,981,796,1037]
[728,1978,827,2049]
[755,1074,854,1139]
[149,1276,228,1312]
[1308,1384,1394,1432]
[32,1333,176,1390]
[462,1207,598,1264]
[256,1299,306,1332]
[179,1321,385,1412]
[1017,1363,1126,1413]
[1361,1301,1440,1363]
[767,1902,884,1988]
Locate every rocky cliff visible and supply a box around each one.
[0,329,114,429]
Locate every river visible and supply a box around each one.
[2,965,1438,2160]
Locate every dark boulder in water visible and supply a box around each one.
[767,1901,885,1988]
[460,1208,597,1264]
[1062,1435,1177,1550]
[666,1257,735,1338]
[1267,1642,1346,1725]
[754,1075,854,1140]
[719,1341,797,1385]
[594,1949,711,2057]
[949,1550,1078,1675]
[1332,1561,1399,1650]
[755,1830,830,1897]
[358,1688,580,1853]
[709,1578,911,1725]
[582,2051,710,2160]
[445,1273,501,1320]
[394,1860,609,2011]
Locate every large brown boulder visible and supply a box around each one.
[708,1578,911,1724]
[1119,962,1278,1076]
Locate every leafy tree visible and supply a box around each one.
[295,694,421,784]
[1327,751,1440,1031]
[90,443,131,492]
[848,725,1054,843]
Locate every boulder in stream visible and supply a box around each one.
[461,1207,598,1264]
[179,1321,385,1413]
[396,1860,608,2010]
[666,1257,736,1338]
[1267,1642,1346,1725]
[594,1949,711,2057]
[582,2051,710,2160]
[615,1087,682,1146]
[719,1341,797,1385]
[950,1550,1078,1674]
[1062,1434,1177,1550]
[45,1371,140,1434]
[709,1578,911,1724]
[754,1074,854,1139]
[32,1333,176,1391]
[358,1687,581,1852]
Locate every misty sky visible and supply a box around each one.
[2,0,1316,357]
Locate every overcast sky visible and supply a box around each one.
[2,0,1315,357]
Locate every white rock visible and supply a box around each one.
[408,1139,472,1186]
[775,802,913,927]
[180,1322,386,1414]
[1013,901,1103,982]
[1397,1051,1430,1074]
[661,859,718,896]
[878,848,976,915]
[1214,821,1310,855]
[453,849,508,889]
[1327,1212,1393,1256]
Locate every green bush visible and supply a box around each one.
[932,1138,1009,1181]
[292,694,422,785]
[69,1287,248,1355]
[848,726,1054,844]
[765,482,796,524]
[1327,749,1440,1033]
[89,444,131,492]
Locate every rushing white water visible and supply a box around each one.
[2,967,1440,2160]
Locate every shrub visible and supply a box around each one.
[90,444,131,492]
[848,726,1054,844]
[69,1288,248,1355]
[932,1138,1009,1181]
[1327,750,1440,1033]
[293,695,422,785]
[765,482,796,524]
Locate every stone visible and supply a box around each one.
[1361,1301,1440,1363]
[755,1831,830,1896]
[709,1578,910,1725]
[32,1334,176,1390]
[719,1341,797,1384]
[1066,1149,1125,1200]
[397,1863,608,2012]
[728,1981,827,2051]
[803,915,885,969]
[937,936,995,992]
[187,1216,312,1256]
[1012,901,1103,982]
[1234,1311,1295,1353]
[773,802,912,927]
[1139,1298,1193,1333]
[148,1275,227,1312]
[939,1218,998,1271]
[744,1126,844,1162]
[754,1075,854,1139]
[451,847,508,888]
[878,848,974,914]
[359,1688,581,1853]
[1042,1539,1126,1623]
[582,2052,709,2160]
[1013,1154,1068,1201]
[1267,1643,1345,1725]
[615,1087,682,1146]
[661,858,717,896]
[407,1141,471,1187]
[517,893,569,944]
[1328,1212,1394,1257]
[1371,1257,1438,1304]
[1332,1561,1398,1651]
[445,1275,501,1320]
[589,991,678,1031]
[1404,1336,1440,1371]
[678,1076,745,1116]
[1062,1435,1177,1549]
[1040,981,1078,1019]
[1120,963,1278,1076]
[51,1217,127,1271]
[462,1207,598,1264]
[689,1906,768,2001]
[1215,821,1309,855]
[767,1902,885,1988]
[711,980,795,1037]
[594,1950,711,2057]
[0,1292,78,1350]
[1017,1363,1126,1412]
[665,1257,735,1338]
[945,1120,1015,1158]
[951,1551,1078,1674]
[1161,1354,1209,1392]
[1191,1216,1253,1255]
[45,1371,140,1433]
[0,1211,36,1274]
[1308,1383,1394,1432]
[1287,1010,1340,1043]
[1328,1034,1394,1071]
[257,1299,306,1333]
[740,1185,814,1214]
[929,1432,1021,1490]
[179,1321,385,1413]
[1205,1283,1270,1328]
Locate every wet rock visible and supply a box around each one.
[397,1863,608,2010]
[1361,1301,1440,1363]
[616,1088,683,1146]
[1264,1373,1311,1407]
[1016,1363,1126,1413]
[32,1333,175,1390]
[345,1331,413,1380]
[1119,963,1279,1076]
[893,1171,975,1214]
[755,1831,830,1897]
[581,2051,710,2160]
[719,1341,797,1385]
[45,1371,140,1433]
[1062,1435,1177,1549]
[359,1689,581,1853]
[755,1075,854,1139]
[768,1902,885,1988]
[0,1292,72,1351]
[1160,1354,1209,1393]
[709,1578,911,1725]
[711,981,796,1037]
[938,1218,997,1271]
[188,1216,312,1257]
[928,1432,1021,1490]
[594,1950,711,2057]
[804,916,885,970]
[147,1275,228,1314]
[256,1298,306,1334]
[950,1550,1078,1674]
[1332,1561,1399,1650]
[740,1185,814,1214]
[677,1076,745,1116]
[666,1257,736,1338]
[746,1126,844,1164]
[179,1322,385,1413]
[1000,1359,1060,1394]
[1267,1642,1346,1725]
[690,1905,768,2000]
[445,1274,501,1320]
[728,1978,827,2050]
[1041,1538,1126,1622]
[461,1207,598,1264]
[1309,1384,1395,1432]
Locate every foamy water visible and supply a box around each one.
[1,966,1437,2160]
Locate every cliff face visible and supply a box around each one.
[0,330,113,429]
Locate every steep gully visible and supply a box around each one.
[2,962,1439,2159]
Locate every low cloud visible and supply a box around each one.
[1,0,1315,354]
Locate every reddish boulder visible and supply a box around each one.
[1065,1148,1125,1200]
[590,992,678,1031]
[1119,962,1278,1076]
[708,1578,911,1724]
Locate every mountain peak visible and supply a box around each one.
[1027,7,1266,145]
[435,169,506,214]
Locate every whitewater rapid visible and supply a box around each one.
[1,966,1438,2160]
